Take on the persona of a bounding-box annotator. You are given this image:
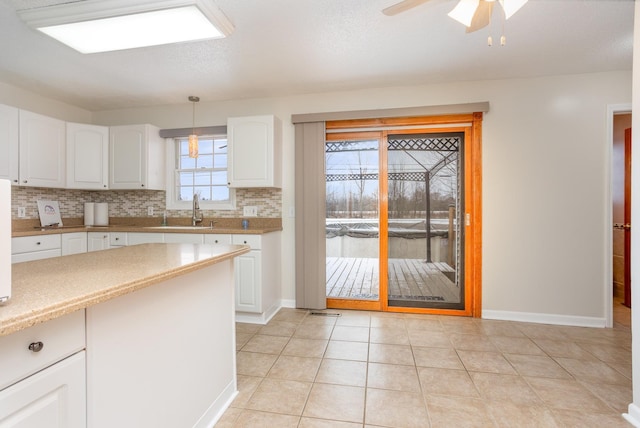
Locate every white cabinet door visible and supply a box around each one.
[109,124,164,190]
[203,234,232,245]
[11,235,61,264]
[0,351,86,428]
[61,232,88,256]
[127,232,164,245]
[67,123,109,190]
[87,232,110,252]
[234,249,262,313]
[0,104,19,184]
[19,110,66,188]
[227,115,281,188]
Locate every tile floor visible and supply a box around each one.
[215,303,632,427]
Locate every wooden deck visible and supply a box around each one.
[326,257,460,304]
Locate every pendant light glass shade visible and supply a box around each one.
[188,96,199,158]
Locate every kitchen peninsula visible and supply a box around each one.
[0,243,249,427]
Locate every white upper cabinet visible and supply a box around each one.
[227,115,282,188]
[109,124,165,190]
[66,122,109,190]
[19,110,66,188]
[0,104,19,184]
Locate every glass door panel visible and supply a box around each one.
[386,132,464,309]
[325,136,380,303]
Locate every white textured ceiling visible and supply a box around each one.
[0,0,634,111]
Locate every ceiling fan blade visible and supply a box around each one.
[466,0,493,33]
[382,0,433,16]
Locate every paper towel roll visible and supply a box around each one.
[94,203,109,226]
[84,202,95,226]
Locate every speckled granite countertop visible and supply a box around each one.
[12,217,283,237]
[0,243,249,336]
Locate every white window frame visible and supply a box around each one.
[165,136,236,210]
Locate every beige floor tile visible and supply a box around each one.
[450,334,499,352]
[489,336,545,355]
[230,375,263,408]
[609,360,633,379]
[580,380,633,413]
[551,409,632,428]
[241,334,290,355]
[367,362,421,392]
[577,341,633,365]
[504,354,572,379]
[484,401,559,428]
[457,350,517,374]
[299,315,338,327]
[214,406,243,427]
[245,378,311,416]
[525,377,613,412]
[324,340,369,361]
[232,409,300,427]
[303,383,365,423]
[270,309,308,324]
[368,343,415,365]
[294,324,335,340]
[426,394,495,428]
[267,355,322,382]
[316,359,367,387]
[532,338,598,360]
[413,346,465,370]
[331,325,370,342]
[476,320,526,338]
[370,315,406,329]
[470,372,542,406]
[370,326,410,345]
[258,320,299,337]
[236,332,254,350]
[516,324,569,341]
[298,417,362,428]
[282,338,328,358]
[554,357,631,385]
[405,318,444,332]
[236,351,278,377]
[336,313,371,327]
[236,323,262,334]
[418,367,479,398]
[438,318,482,335]
[408,330,453,348]
[365,388,429,428]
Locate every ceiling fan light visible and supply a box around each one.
[498,0,528,20]
[448,0,480,28]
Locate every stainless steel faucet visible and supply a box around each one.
[192,193,203,226]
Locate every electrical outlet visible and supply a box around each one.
[147,206,154,216]
[243,206,258,217]
[17,207,26,218]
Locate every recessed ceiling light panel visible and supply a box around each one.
[18,0,234,54]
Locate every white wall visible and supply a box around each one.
[93,70,631,324]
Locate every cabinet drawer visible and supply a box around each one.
[109,232,127,247]
[233,234,261,249]
[0,310,86,391]
[204,234,232,245]
[12,249,61,264]
[12,235,61,254]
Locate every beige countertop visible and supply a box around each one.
[12,217,283,237]
[0,243,250,336]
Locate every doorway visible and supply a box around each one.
[324,114,482,316]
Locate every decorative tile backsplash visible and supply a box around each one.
[11,186,282,220]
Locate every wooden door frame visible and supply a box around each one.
[624,128,632,308]
[325,113,483,317]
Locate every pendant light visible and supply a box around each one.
[188,96,199,158]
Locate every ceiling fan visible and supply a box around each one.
[383,0,528,33]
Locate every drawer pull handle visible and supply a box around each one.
[28,342,44,353]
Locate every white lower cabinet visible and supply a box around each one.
[0,310,86,428]
[127,232,163,245]
[234,248,262,313]
[61,232,87,256]
[0,352,86,428]
[163,233,203,244]
[87,232,110,252]
[11,235,61,264]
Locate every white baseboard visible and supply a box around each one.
[482,310,606,328]
[624,403,640,427]
[193,380,237,428]
[236,301,281,325]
